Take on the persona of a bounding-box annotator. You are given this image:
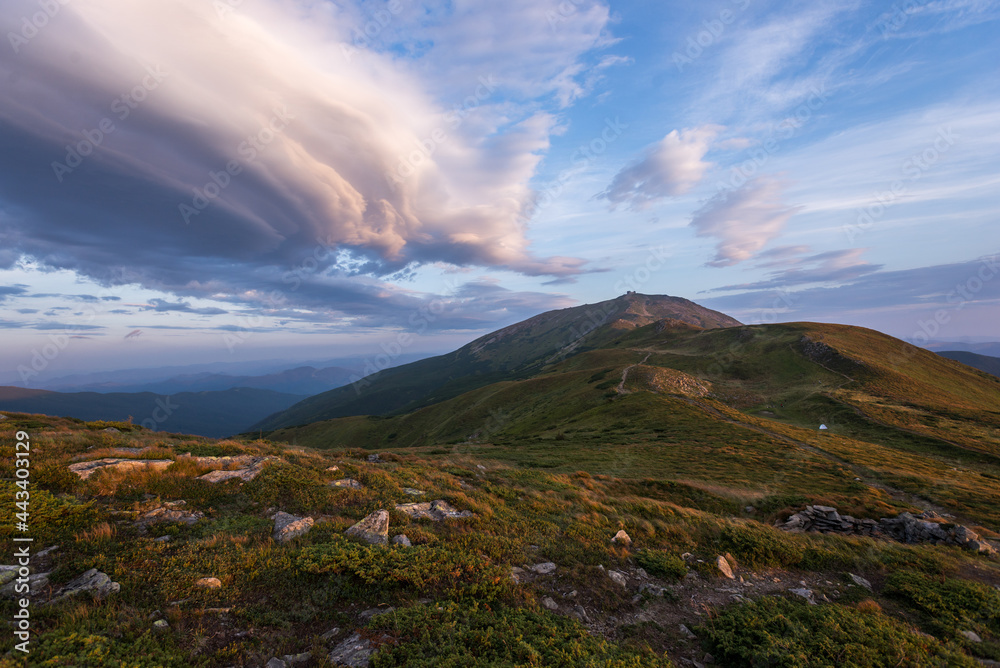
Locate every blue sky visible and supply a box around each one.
[0,0,998,383]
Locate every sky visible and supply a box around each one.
[0,0,998,384]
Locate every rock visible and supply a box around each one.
[611,530,632,545]
[52,569,120,602]
[391,534,412,547]
[542,597,559,610]
[197,457,273,483]
[139,502,204,526]
[331,478,364,489]
[530,562,557,575]
[345,510,389,545]
[367,454,383,463]
[715,555,734,579]
[788,588,817,605]
[573,605,590,623]
[195,577,222,588]
[328,632,374,667]
[394,500,473,521]
[745,506,756,513]
[608,570,627,587]
[68,458,173,480]
[849,573,872,590]
[402,488,425,496]
[327,465,340,472]
[960,630,982,643]
[511,566,525,583]
[102,427,121,433]
[321,627,341,641]
[266,659,287,668]
[154,535,172,542]
[359,606,394,620]
[640,583,667,597]
[1,572,50,598]
[273,512,314,543]
[284,653,311,666]
[153,619,169,631]
[34,545,60,560]
[679,624,696,639]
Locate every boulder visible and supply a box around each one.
[345,510,389,545]
[715,555,735,580]
[394,499,473,521]
[1,571,50,598]
[197,458,273,483]
[52,568,120,602]
[139,501,204,526]
[608,570,627,587]
[69,458,173,480]
[265,659,287,668]
[331,478,364,489]
[195,577,222,588]
[542,597,558,610]
[529,562,557,575]
[273,512,314,543]
[402,488,425,496]
[788,588,817,605]
[328,632,374,667]
[391,534,412,547]
[960,630,982,643]
[849,573,872,590]
[611,530,632,545]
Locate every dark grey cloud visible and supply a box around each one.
[705,248,882,292]
[700,255,1000,329]
[0,285,27,302]
[0,0,595,338]
[143,299,228,316]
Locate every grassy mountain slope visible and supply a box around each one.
[265,319,1000,528]
[253,293,740,431]
[0,386,306,438]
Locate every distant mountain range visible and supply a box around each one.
[937,350,1000,378]
[0,386,306,437]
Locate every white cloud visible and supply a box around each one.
[689,177,801,267]
[599,125,721,209]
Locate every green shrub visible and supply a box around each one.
[370,601,673,667]
[298,538,512,601]
[634,550,687,580]
[718,522,804,568]
[884,571,1000,636]
[700,596,977,667]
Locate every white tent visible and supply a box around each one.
[819,424,828,430]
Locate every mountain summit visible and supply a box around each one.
[253,293,740,430]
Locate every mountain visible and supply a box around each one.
[252,293,741,431]
[937,350,1000,378]
[923,340,1000,357]
[0,386,306,437]
[65,365,358,396]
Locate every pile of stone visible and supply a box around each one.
[777,505,879,537]
[777,506,996,554]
